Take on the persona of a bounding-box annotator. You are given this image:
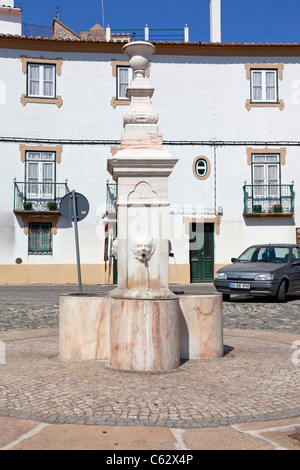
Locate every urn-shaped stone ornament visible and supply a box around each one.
[122,41,159,130]
[122,41,155,80]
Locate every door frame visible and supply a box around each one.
[189,222,215,283]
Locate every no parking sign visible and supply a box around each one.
[60,191,89,293]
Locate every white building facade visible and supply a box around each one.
[0,20,299,284]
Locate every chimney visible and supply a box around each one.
[0,1,22,35]
[210,0,221,43]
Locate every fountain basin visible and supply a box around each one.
[59,293,110,362]
[110,296,181,372]
[179,294,223,360]
[59,291,223,369]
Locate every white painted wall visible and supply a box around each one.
[0,46,299,276]
[0,7,22,35]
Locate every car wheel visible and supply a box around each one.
[223,294,230,301]
[276,281,287,303]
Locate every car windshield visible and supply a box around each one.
[237,246,289,264]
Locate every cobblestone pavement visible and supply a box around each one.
[0,331,299,429]
[0,284,299,433]
[0,284,299,333]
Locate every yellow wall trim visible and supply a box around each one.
[0,263,191,285]
[0,263,226,285]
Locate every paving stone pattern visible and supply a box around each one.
[0,284,299,429]
[0,284,299,333]
[0,334,299,428]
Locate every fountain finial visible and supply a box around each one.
[122,41,159,134]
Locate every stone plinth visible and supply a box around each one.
[59,294,110,361]
[179,294,223,360]
[110,297,181,372]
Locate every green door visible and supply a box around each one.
[190,223,214,283]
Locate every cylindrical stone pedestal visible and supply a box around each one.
[59,294,110,361]
[179,294,223,360]
[110,297,181,372]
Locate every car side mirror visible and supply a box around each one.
[292,261,300,267]
[231,258,237,263]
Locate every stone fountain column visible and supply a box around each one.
[107,41,181,372]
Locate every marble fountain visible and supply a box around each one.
[59,41,223,372]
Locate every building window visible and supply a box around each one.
[243,147,294,215]
[251,153,280,198]
[20,56,63,107]
[27,63,55,98]
[244,63,284,111]
[25,151,55,207]
[110,59,150,108]
[25,152,55,199]
[117,66,133,100]
[251,69,277,103]
[193,156,211,180]
[28,223,52,255]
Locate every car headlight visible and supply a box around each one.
[255,274,274,281]
[215,273,227,280]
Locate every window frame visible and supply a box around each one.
[27,63,56,99]
[20,56,63,107]
[25,151,56,202]
[251,153,281,199]
[110,59,151,108]
[250,69,278,104]
[244,63,284,111]
[28,222,52,255]
[116,65,133,100]
[192,156,211,180]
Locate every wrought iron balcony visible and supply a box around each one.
[243,184,294,216]
[106,182,117,213]
[13,181,68,212]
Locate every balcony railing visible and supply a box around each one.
[243,184,294,215]
[106,182,117,213]
[110,28,185,42]
[14,181,68,212]
[22,23,53,38]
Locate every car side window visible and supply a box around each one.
[292,247,300,262]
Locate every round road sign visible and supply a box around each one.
[60,191,89,222]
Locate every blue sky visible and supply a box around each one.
[17,0,300,44]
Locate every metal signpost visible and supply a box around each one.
[60,190,89,293]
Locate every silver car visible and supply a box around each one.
[214,244,300,302]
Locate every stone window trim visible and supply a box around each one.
[192,156,211,180]
[110,59,151,108]
[244,62,284,111]
[22,215,58,235]
[246,147,286,166]
[19,144,63,164]
[20,56,63,107]
[183,217,221,236]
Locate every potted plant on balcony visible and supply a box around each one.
[47,201,57,211]
[253,205,262,213]
[272,204,283,213]
[23,201,32,210]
